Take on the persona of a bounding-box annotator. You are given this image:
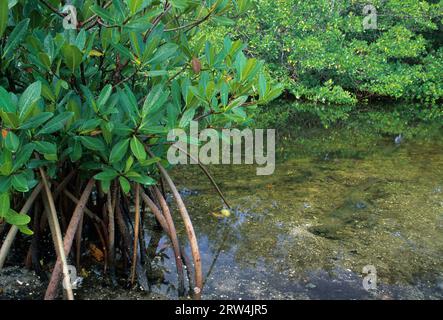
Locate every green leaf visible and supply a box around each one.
[33,141,57,155]
[148,43,178,65]
[78,136,106,152]
[220,82,229,106]
[5,209,31,226]
[4,131,20,152]
[97,84,113,109]
[109,138,130,163]
[139,157,160,166]
[70,140,82,162]
[19,112,53,130]
[128,175,156,186]
[17,225,34,235]
[127,0,144,15]
[0,86,15,113]
[179,108,196,128]
[61,44,83,72]
[130,136,146,161]
[0,193,10,218]
[226,96,248,111]
[2,18,29,58]
[119,176,131,194]
[212,16,235,26]
[36,112,74,135]
[94,169,119,181]
[90,4,115,23]
[169,0,190,11]
[258,73,267,100]
[0,176,11,193]
[18,81,42,121]
[0,111,19,128]
[13,143,34,171]
[12,173,28,192]
[125,156,134,173]
[0,0,8,38]
[142,85,169,116]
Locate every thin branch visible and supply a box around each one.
[81,1,113,27]
[143,3,173,42]
[39,0,66,19]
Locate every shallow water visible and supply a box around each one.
[150,126,443,300]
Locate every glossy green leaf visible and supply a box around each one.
[18,81,41,121]
[119,176,131,194]
[2,18,29,58]
[94,169,119,181]
[130,136,146,161]
[36,112,74,135]
[4,131,20,152]
[12,173,28,192]
[0,193,10,218]
[62,44,83,72]
[109,138,130,163]
[0,0,8,38]
[4,209,31,226]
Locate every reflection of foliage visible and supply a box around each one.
[172,123,443,287]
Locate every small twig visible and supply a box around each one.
[39,0,66,19]
[143,4,173,42]
[81,1,112,27]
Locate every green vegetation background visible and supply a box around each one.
[202,0,443,131]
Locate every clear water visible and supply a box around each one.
[145,125,443,300]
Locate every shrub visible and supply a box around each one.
[0,0,281,299]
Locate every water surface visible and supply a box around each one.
[152,126,443,299]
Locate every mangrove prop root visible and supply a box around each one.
[130,184,141,285]
[115,202,132,263]
[44,178,95,300]
[153,186,185,296]
[39,168,74,300]
[141,191,170,235]
[107,186,117,284]
[148,149,203,299]
[181,245,195,293]
[75,213,84,270]
[0,184,43,270]
[39,171,77,233]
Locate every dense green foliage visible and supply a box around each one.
[0,0,280,232]
[203,0,443,124]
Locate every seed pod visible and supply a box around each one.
[191,57,201,74]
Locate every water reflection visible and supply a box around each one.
[150,126,443,299]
